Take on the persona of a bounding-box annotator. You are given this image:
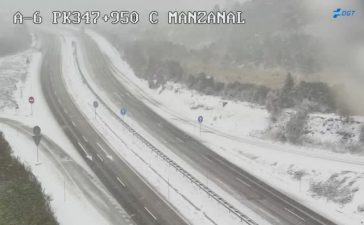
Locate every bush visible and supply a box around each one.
[310,174,353,206]
[286,107,308,144]
[265,90,282,122]
[293,81,336,113]
[359,125,364,143]
[223,82,269,105]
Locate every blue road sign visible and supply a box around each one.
[120,108,127,116]
[198,115,203,124]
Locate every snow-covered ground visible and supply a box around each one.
[58,28,270,225]
[0,34,131,225]
[86,29,364,225]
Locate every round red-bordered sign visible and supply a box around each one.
[28,96,35,104]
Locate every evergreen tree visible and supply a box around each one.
[279,73,295,108]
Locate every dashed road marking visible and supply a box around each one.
[202,155,212,162]
[284,208,305,221]
[235,177,252,188]
[78,142,92,160]
[96,154,104,162]
[116,177,126,188]
[82,136,88,143]
[176,137,184,143]
[144,207,157,221]
[97,142,113,160]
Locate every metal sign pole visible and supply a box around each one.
[36,145,39,163]
[32,126,42,165]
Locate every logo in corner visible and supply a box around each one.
[333,8,341,18]
[332,8,356,19]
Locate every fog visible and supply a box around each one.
[1,0,235,11]
[302,0,364,114]
[0,0,363,113]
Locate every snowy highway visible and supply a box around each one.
[74,32,339,225]
[34,28,340,225]
[39,33,188,225]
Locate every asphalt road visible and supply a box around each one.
[78,32,337,225]
[39,33,189,225]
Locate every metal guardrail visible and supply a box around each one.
[121,119,258,225]
[74,42,259,225]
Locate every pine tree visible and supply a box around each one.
[280,73,295,108]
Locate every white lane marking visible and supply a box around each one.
[284,208,305,221]
[176,137,184,143]
[144,207,157,221]
[116,177,126,188]
[71,121,77,127]
[202,155,212,162]
[113,92,124,99]
[97,142,113,160]
[113,92,118,97]
[82,136,88,143]
[96,154,104,162]
[235,177,252,188]
[78,142,93,160]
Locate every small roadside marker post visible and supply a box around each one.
[20,86,24,98]
[120,108,127,121]
[15,104,19,116]
[32,126,42,165]
[198,115,203,136]
[28,96,35,115]
[64,175,66,202]
[93,101,99,119]
[167,165,170,201]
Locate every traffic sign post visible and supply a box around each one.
[120,108,127,121]
[28,96,35,115]
[198,115,204,136]
[93,101,99,119]
[32,126,42,164]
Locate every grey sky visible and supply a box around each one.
[2,0,237,11]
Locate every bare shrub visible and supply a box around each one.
[310,175,353,206]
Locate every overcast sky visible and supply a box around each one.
[2,0,242,11]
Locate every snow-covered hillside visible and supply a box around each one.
[267,112,364,152]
